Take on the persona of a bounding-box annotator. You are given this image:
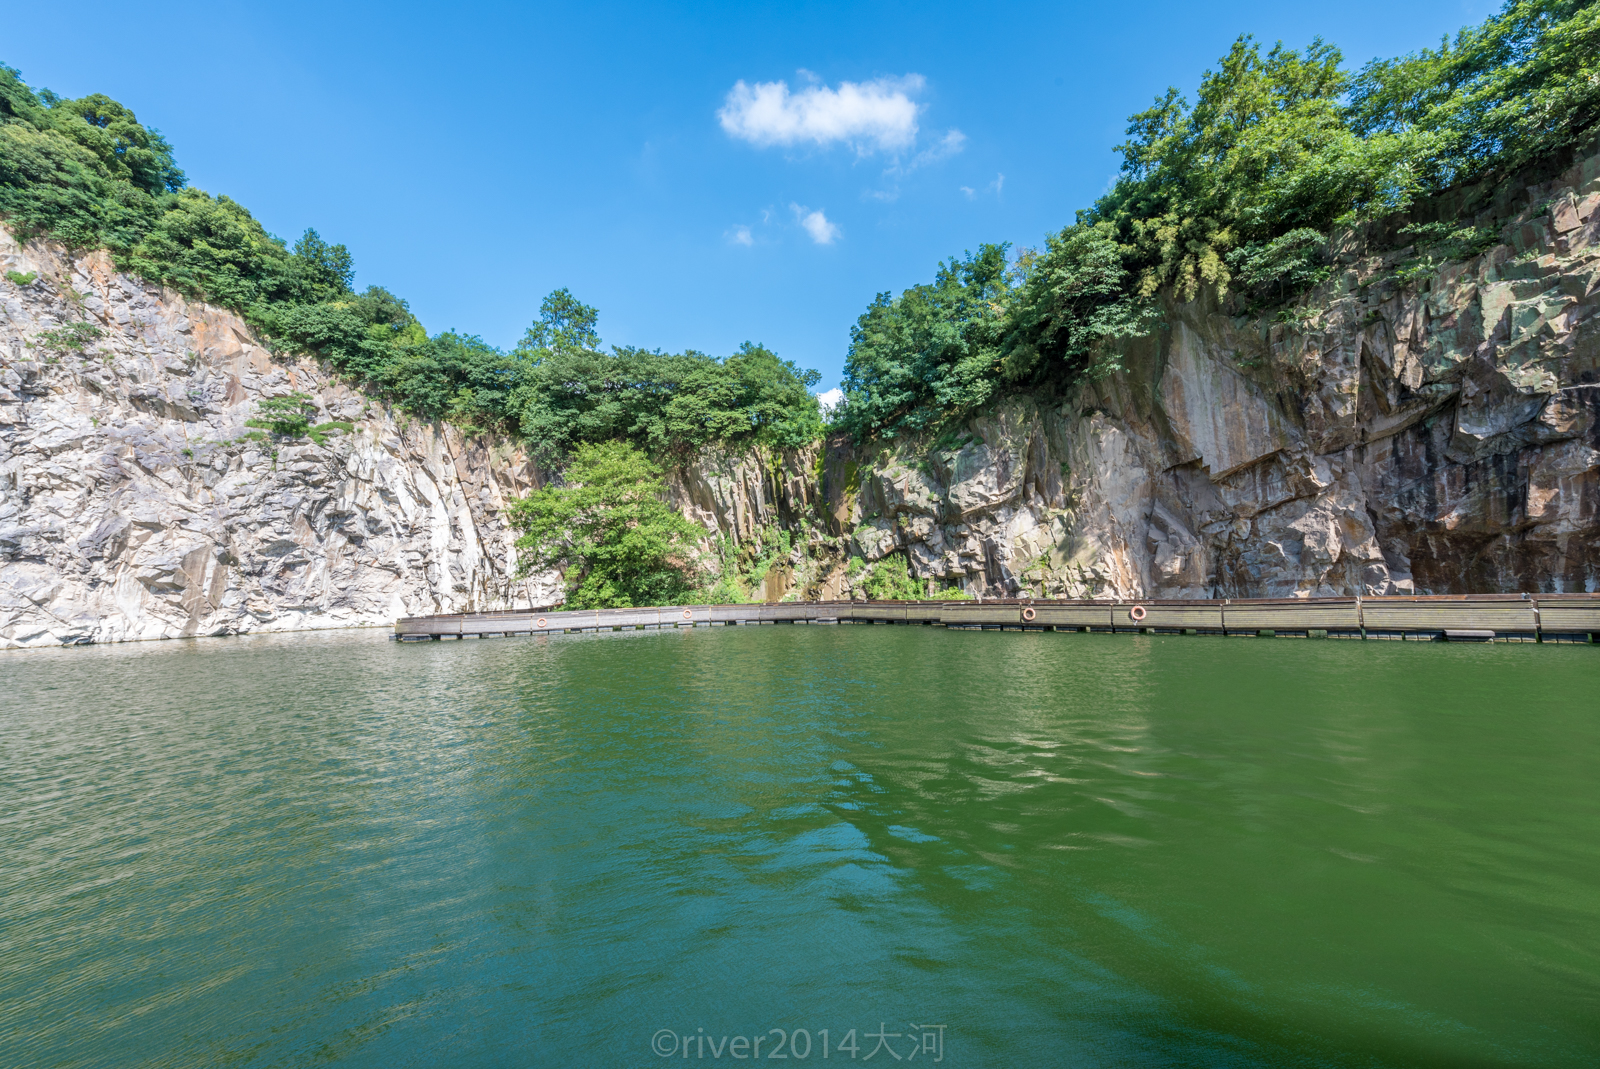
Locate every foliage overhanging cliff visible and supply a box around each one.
[0,67,823,463]
[836,0,1600,440]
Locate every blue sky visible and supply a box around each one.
[4,0,1495,390]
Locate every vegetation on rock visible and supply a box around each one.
[838,0,1600,439]
[857,553,927,601]
[705,527,797,604]
[0,67,822,463]
[245,393,317,438]
[507,441,703,608]
[32,320,101,354]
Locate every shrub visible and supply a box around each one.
[246,393,316,437]
[859,553,925,601]
[32,320,101,353]
[508,440,703,608]
[307,420,354,446]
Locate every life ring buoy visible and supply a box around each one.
[682,609,693,620]
[1022,607,1037,622]
[1129,605,1147,621]
[536,618,547,628]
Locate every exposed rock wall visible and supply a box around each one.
[0,230,557,649]
[6,140,1600,648]
[687,144,1600,601]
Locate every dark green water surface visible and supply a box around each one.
[3,625,1598,1067]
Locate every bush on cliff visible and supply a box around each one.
[838,0,1600,440]
[858,553,926,601]
[507,441,703,608]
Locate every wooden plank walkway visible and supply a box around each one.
[394,595,1600,644]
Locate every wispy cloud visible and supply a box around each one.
[961,173,1005,200]
[790,203,840,245]
[871,128,966,201]
[906,129,966,171]
[728,225,754,246]
[719,75,923,154]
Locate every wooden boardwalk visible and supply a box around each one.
[395,594,1600,644]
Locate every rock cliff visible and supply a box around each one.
[0,230,557,648]
[688,143,1600,602]
[5,140,1599,648]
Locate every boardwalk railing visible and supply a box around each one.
[394,595,1600,644]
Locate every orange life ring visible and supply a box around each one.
[1022,607,1036,622]
[1130,605,1147,621]
[682,609,693,619]
[536,618,547,628]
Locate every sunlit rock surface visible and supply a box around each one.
[685,145,1600,601]
[0,232,557,648]
[5,143,1599,646]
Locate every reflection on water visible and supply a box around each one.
[2,626,1598,1067]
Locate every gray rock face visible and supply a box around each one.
[677,146,1600,601]
[0,232,558,649]
[6,143,1600,646]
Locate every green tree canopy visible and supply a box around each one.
[837,0,1600,441]
[508,441,702,608]
[839,243,1011,439]
[510,330,821,460]
[0,62,824,464]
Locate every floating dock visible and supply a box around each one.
[395,595,1600,645]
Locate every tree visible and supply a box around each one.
[1002,222,1159,385]
[838,243,1012,439]
[291,227,354,296]
[508,441,702,608]
[508,330,822,460]
[247,393,317,437]
[518,287,600,353]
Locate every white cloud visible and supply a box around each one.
[907,129,966,170]
[719,75,923,153]
[960,173,1005,200]
[790,204,840,245]
[871,128,966,201]
[728,225,753,246]
[816,388,844,416]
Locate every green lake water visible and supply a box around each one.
[2,624,1598,1067]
